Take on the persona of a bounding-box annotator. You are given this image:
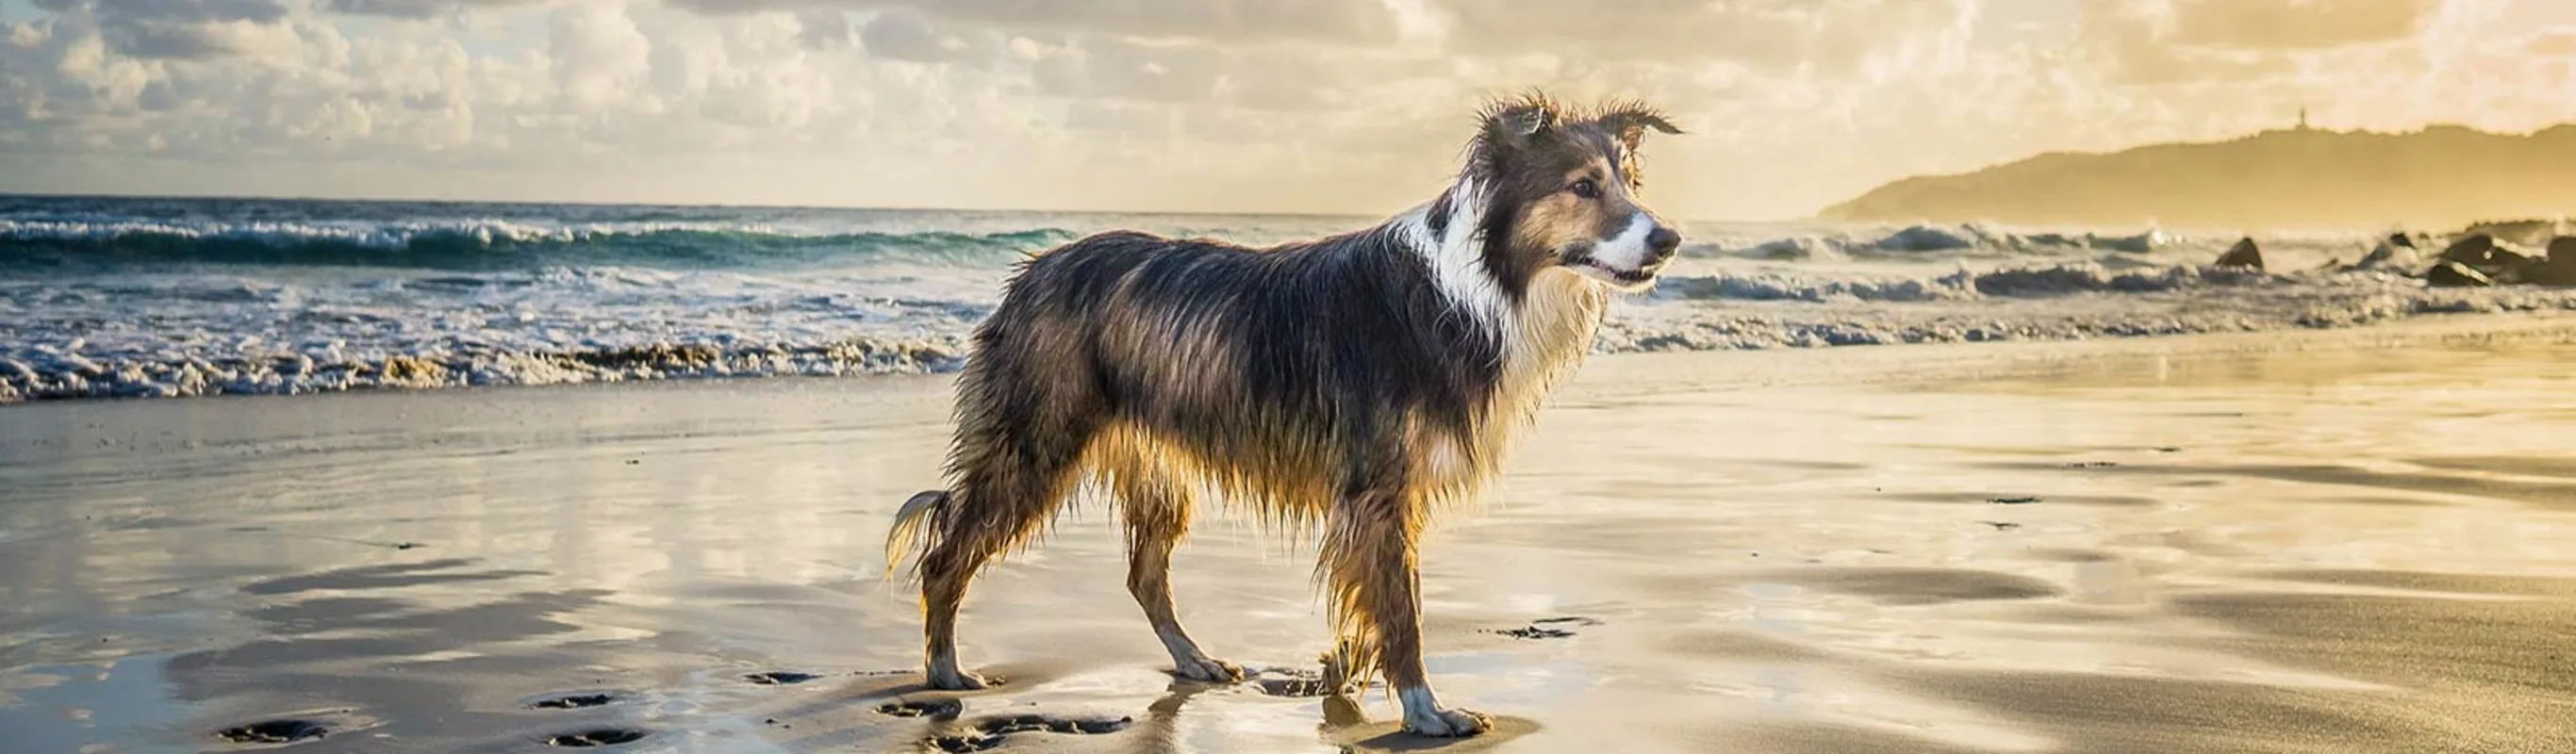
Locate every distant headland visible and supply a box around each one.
[1818,121,2576,231]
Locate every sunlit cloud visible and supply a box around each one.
[1,0,2571,220]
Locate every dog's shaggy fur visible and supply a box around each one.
[885,92,1683,737]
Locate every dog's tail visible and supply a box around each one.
[883,489,952,583]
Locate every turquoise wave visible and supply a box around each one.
[0,221,1080,271]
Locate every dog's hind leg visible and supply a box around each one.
[1114,467,1242,683]
[916,399,1098,690]
[1321,482,1490,737]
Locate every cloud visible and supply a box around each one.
[547,3,652,109]
[2075,0,2302,85]
[1,0,2573,220]
[1428,0,1976,76]
[1030,37,1227,102]
[318,0,545,20]
[32,0,301,59]
[857,8,985,63]
[2528,29,2576,57]
[2168,0,2439,50]
[795,9,850,48]
[664,0,1401,46]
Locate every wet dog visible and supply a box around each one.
[887,92,1683,737]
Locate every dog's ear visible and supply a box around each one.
[1597,103,1682,152]
[1478,92,1560,156]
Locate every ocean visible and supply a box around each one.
[4,194,2571,402]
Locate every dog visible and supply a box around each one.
[885,92,1683,737]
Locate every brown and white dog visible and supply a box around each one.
[885,93,1683,737]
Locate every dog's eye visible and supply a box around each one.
[1570,178,1600,200]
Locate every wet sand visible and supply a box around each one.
[7,317,2576,753]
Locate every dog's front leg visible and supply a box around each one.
[1323,488,1491,737]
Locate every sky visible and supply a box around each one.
[3,0,2574,221]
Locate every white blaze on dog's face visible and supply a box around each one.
[1478,99,1686,294]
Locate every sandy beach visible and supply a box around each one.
[8,316,2576,753]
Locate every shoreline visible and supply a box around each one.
[8,302,2575,406]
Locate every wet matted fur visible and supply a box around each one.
[885,92,1684,737]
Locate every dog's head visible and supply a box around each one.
[1467,93,1685,293]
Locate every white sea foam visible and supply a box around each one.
[5,199,2570,402]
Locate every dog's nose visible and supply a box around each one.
[1646,226,1681,260]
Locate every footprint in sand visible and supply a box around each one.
[215,719,330,746]
[877,698,964,719]
[525,692,619,710]
[924,714,1132,752]
[1245,667,1343,698]
[544,728,648,747]
[1487,615,1604,640]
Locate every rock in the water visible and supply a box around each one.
[2354,239,2421,273]
[2386,232,2417,250]
[2532,259,2576,287]
[2214,238,2263,270]
[1875,225,1978,252]
[2426,260,2495,287]
[2490,244,2535,268]
[2530,237,2576,287]
[2439,234,2497,265]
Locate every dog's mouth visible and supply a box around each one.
[1563,256,1663,290]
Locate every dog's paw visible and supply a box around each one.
[1402,707,1491,738]
[925,667,992,691]
[1174,655,1244,684]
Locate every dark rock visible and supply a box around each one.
[2354,239,2421,273]
[2531,238,2576,287]
[2439,234,2497,265]
[2488,246,2544,284]
[2386,232,2417,250]
[2532,260,2576,287]
[1877,224,1977,252]
[2426,260,2495,287]
[2213,238,2263,270]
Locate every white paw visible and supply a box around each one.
[1174,655,1244,683]
[926,667,991,691]
[1402,707,1491,737]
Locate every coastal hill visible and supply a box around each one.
[1817,123,2576,231]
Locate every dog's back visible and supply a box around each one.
[940,228,1501,516]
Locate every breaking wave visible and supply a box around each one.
[1655,263,2282,303]
[0,219,1079,270]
